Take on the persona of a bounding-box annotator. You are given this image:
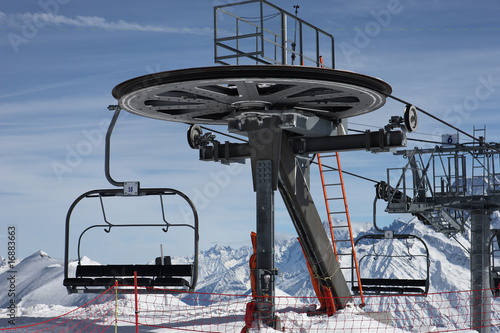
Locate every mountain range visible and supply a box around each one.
[1,214,500,331]
[0,216,489,306]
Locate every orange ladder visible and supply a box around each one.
[317,152,365,305]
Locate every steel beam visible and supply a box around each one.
[289,129,405,154]
[278,131,353,308]
[199,130,406,163]
[470,210,492,333]
[255,160,275,325]
[245,118,282,328]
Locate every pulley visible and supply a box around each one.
[187,124,203,149]
[404,104,418,133]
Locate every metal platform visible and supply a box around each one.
[112,65,391,126]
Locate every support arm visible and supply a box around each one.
[278,131,353,308]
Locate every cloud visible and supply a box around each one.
[0,68,134,100]
[0,11,212,35]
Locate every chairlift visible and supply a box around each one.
[351,189,430,295]
[63,188,199,294]
[489,229,500,296]
[352,233,430,295]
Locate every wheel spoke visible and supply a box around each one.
[285,91,355,103]
[234,81,260,100]
[257,83,309,100]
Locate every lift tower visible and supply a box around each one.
[111,0,411,327]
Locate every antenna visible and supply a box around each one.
[291,4,299,65]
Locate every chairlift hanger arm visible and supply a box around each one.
[105,106,124,187]
[372,196,385,233]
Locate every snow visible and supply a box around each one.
[0,218,499,331]
[0,250,97,310]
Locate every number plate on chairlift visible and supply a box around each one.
[384,230,394,239]
[124,182,139,196]
[442,134,459,146]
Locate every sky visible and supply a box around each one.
[1,0,500,264]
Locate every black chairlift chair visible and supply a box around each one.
[352,233,430,295]
[351,190,430,296]
[489,229,500,296]
[63,188,199,294]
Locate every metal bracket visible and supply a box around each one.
[105,106,140,191]
[279,113,338,137]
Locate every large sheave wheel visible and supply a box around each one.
[113,65,392,125]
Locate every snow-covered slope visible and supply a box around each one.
[0,251,97,309]
[2,216,500,331]
[0,215,497,320]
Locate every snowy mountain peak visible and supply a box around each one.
[33,250,50,259]
[19,250,52,264]
[208,243,233,255]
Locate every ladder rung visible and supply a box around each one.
[331,225,349,228]
[334,239,353,242]
[324,183,342,186]
[327,197,344,201]
[329,211,346,215]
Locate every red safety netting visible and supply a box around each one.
[0,287,116,333]
[1,286,499,332]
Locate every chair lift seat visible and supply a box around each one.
[352,278,428,294]
[63,278,95,287]
[65,263,194,290]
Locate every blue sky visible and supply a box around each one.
[1,0,500,264]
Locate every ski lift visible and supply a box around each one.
[63,188,199,294]
[352,233,430,295]
[489,229,500,296]
[351,188,430,295]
